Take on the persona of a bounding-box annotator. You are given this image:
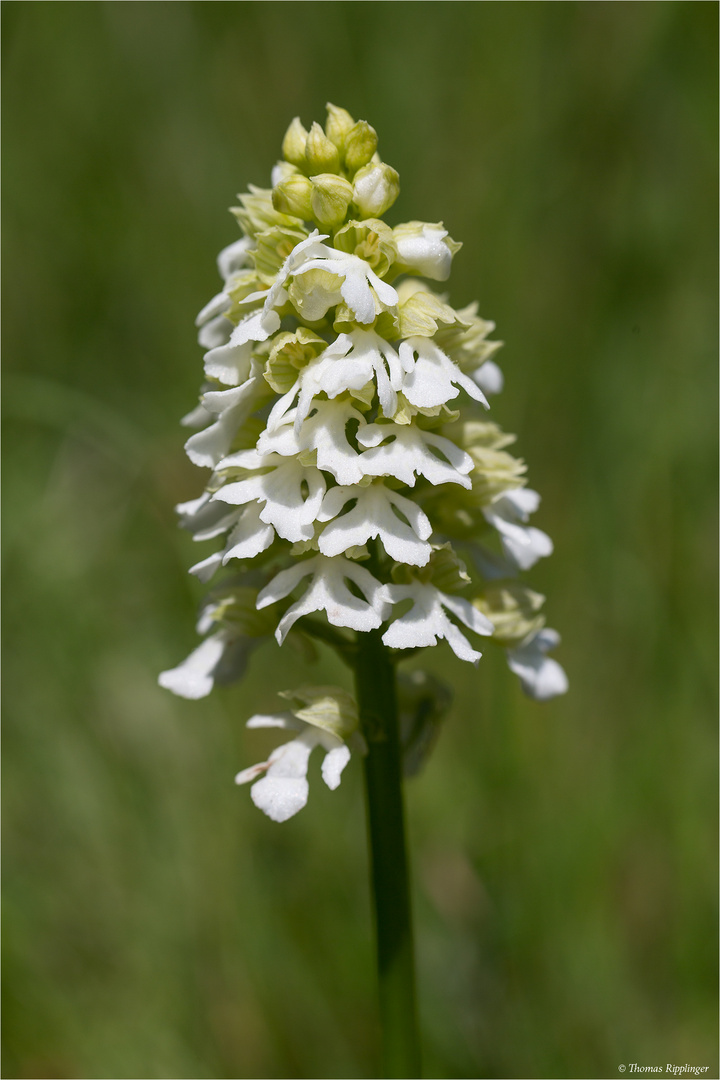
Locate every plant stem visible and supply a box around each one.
[354,627,421,1079]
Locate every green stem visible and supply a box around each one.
[354,627,421,1079]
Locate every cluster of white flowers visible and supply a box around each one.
[160,105,567,820]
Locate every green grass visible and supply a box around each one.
[2,3,717,1077]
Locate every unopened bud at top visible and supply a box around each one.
[325,103,355,153]
[282,117,309,168]
[272,174,314,220]
[352,162,400,219]
[310,174,354,229]
[305,122,340,174]
[344,121,379,174]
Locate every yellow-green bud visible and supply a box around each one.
[473,583,546,647]
[352,162,400,218]
[305,121,340,174]
[344,121,379,174]
[333,218,396,275]
[325,103,355,153]
[310,173,354,228]
[282,117,308,167]
[272,174,313,219]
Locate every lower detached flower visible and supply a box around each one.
[506,627,569,701]
[236,686,360,822]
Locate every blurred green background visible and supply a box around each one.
[3,2,717,1078]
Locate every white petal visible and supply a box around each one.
[401,338,488,410]
[217,236,253,281]
[300,399,367,485]
[394,224,454,280]
[246,712,300,730]
[321,744,351,790]
[492,518,553,571]
[196,291,230,328]
[223,505,275,562]
[185,375,262,468]
[250,775,309,821]
[501,488,542,520]
[203,309,276,385]
[472,360,504,396]
[439,593,495,636]
[381,583,484,664]
[357,423,473,489]
[198,313,233,351]
[189,551,224,582]
[507,630,568,701]
[158,633,226,700]
[180,402,213,429]
[258,555,387,644]
[318,484,432,566]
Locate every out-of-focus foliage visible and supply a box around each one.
[2,2,716,1077]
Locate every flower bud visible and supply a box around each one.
[305,121,340,174]
[271,159,299,187]
[352,163,400,218]
[310,173,354,228]
[344,121,379,174]
[325,103,355,152]
[334,218,396,276]
[272,174,314,219]
[282,117,308,167]
[392,221,461,281]
[472,583,546,647]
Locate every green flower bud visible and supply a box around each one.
[282,116,309,167]
[231,187,303,238]
[305,121,340,174]
[344,120,379,174]
[279,685,358,739]
[352,162,400,219]
[253,224,308,283]
[288,267,343,322]
[264,327,326,393]
[397,289,464,338]
[272,174,314,220]
[333,218,397,276]
[473,583,546,647]
[310,173,354,228]
[325,102,355,152]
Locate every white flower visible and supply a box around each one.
[213,448,327,543]
[159,630,257,699]
[472,359,504,397]
[217,236,254,281]
[318,482,433,566]
[194,237,255,350]
[159,632,229,699]
[506,628,568,700]
[202,308,279,386]
[356,422,473,488]
[257,554,390,643]
[184,361,266,468]
[381,582,494,664]
[266,329,404,432]
[246,232,399,327]
[236,714,352,822]
[483,488,553,571]
[235,685,358,821]
[262,400,369,487]
[186,502,275,582]
[399,337,489,410]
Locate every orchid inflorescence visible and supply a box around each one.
[160,104,567,821]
